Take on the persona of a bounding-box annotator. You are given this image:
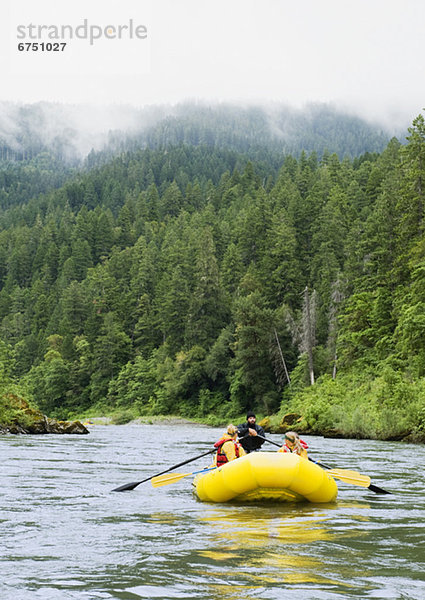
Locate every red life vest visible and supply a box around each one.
[214,437,241,466]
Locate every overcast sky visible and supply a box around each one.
[1,0,425,130]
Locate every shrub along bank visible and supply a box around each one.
[264,370,425,443]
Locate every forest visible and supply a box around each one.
[0,101,391,164]
[1,104,424,441]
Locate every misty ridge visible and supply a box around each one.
[0,100,404,165]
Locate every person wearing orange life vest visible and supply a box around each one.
[278,431,308,459]
[213,424,246,467]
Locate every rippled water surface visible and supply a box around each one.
[1,424,425,599]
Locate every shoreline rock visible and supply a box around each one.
[0,394,89,435]
[259,412,304,434]
[1,417,89,435]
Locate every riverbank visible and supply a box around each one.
[81,409,425,444]
[4,387,424,443]
[271,372,425,444]
[83,415,204,426]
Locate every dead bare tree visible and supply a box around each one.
[270,327,291,387]
[283,287,317,386]
[328,277,345,380]
[302,286,317,385]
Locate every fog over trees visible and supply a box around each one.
[0,101,395,164]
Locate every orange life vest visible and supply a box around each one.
[214,437,241,466]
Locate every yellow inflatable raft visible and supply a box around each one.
[194,451,338,503]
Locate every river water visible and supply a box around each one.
[1,424,424,600]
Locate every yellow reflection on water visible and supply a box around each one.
[146,511,180,524]
[194,502,370,594]
[199,550,236,560]
[204,583,262,600]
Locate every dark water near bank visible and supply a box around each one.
[1,424,424,599]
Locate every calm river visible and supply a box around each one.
[1,424,424,599]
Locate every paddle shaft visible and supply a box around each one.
[113,434,251,492]
[257,435,280,449]
[112,447,216,492]
[257,435,391,495]
[151,466,217,487]
[149,434,253,489]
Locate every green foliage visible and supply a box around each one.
[285,370,425,440]
[107,354,158,414]
[0,339,15,386]
[110,409,136,425]
[0,339,38,428]
[0,394,35,429]
[156,345,208,416]
[232,290,279,413]
[1,108,425,443]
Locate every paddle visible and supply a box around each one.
[151,466,217,488]
[309,458,391,494]
[149,433,252,489]
[112,448,216,492]
[256,435,391,494]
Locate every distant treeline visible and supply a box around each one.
[0,101,394,167]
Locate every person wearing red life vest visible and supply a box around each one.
[278,431,308,459]
[213,424,246,467]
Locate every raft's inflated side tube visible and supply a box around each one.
[194,452,338,503]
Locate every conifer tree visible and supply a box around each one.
[185,228,227,349]
[232,287,278,412]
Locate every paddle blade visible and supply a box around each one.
[112,481,142,492]
[329,468,368,479]
[368,483,392,495]
[328,469,371,488]
[151,472,189,488]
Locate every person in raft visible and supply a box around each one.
[278,431,308,459]
[237,411,266,453]
[213,424,246,466]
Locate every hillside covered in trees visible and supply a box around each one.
[0,101,393,165]
[1,105,424,441]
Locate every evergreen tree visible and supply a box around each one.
[232,289,278,413]
[185,227,227,349]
